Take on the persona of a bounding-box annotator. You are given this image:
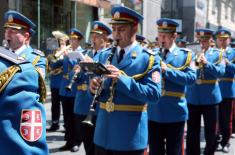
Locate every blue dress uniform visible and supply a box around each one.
[148,18,197,155]
[186,29,225,155]
[215,29,235,150]
[0,46,48,154]
[59,28,84,151]
[231,41,235,137]
[92,6,161,155]
[47,50,64,131]
[74,21,112,155]
[4,11,47,79]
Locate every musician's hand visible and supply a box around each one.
[73,65,81,73]
[161,61,168,73]
[105,65,121,80]
[200,54,208,65]
[90,77,102,94]
[225,58,230,65]
[84,55,93,62]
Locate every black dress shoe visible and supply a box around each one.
[46,124,59,132]
[222,144,230,153]
[70,145,79,152]
[59,143,72,151]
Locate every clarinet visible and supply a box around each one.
[65,49,86,91]
[2,40,9,50]
[65,68,80,91]
[159,42,165,60]
[82,39,119,127]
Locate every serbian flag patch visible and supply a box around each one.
[152,71,161,83]
[20,109,43,142]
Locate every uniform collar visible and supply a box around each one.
[14,44,27,55]
[169,42,176,53]
[118,41,138,56]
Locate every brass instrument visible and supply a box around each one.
[54,45,71,59]
[82,39,119,127]
[195,49,205,67]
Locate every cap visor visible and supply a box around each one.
[4,24,22,30]
[109,20,132,24]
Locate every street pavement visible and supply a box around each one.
[45,94,85,155]
[45,92,235,155]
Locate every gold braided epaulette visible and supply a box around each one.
[36,68,47,103]
[120,55,155,80]
[0,65,20,93]
[32,55,41,66]
[167,51,192,70]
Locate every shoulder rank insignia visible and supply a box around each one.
[131,51,137,58]
[0,46,26,64]
[33,49,45,57]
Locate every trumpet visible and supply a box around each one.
[54,45,71,59]
[82,39,119,127]
[195,49,205,67]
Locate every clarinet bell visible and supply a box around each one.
[81,108,96,127]
[81,115,94,127]
[65,84,72,91]
[82,114,94,127]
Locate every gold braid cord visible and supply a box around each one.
[32,55,41,66]
[214,51,223,65]
[105,55,155,105]
[120,55,155,80]
[0,65,20,93]
[32,55,47,103]
[36,68,47,103]
[167,52,192,70]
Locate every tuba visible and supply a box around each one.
[82,40,119,127]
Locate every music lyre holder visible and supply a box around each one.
[79,62,111,75]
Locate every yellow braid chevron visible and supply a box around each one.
[0,65,20,93]
[120,55,155,80]
[167,51,192,70]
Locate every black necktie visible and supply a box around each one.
[118,49,125,63]
[163,49,169,60]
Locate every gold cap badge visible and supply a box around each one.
[199,31,204,36]
[8,15,13,23]
[114,11,120,19]
[94,24,98,30]
[162,21,168,28]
